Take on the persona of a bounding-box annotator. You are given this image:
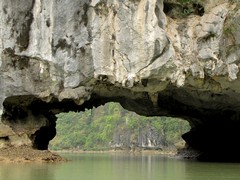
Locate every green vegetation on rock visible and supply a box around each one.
[50,103,190,151]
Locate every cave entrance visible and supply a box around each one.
[49,102,190,153]
[3,89,240,162]
[1,95,190,153]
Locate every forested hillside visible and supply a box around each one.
[50,103,190,151]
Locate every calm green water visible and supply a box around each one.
[1,153,240,180]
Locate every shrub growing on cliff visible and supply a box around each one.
[164,0,204,18]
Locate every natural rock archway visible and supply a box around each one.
[1,0,240,161]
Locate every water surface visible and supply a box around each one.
[1,153,240,180]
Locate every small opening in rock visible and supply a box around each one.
[0,136,10,141]
[163,2,174,15]
[192,3,204,16]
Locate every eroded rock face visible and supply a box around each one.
[1,0,240,161]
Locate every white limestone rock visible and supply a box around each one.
[0,0,240,112]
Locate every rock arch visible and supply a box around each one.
[1,0,240,161]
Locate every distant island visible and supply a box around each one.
[50,103,190,153]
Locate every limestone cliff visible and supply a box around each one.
[1,0,240,161]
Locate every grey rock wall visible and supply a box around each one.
[111,125,173,151]
[0,0,238,104]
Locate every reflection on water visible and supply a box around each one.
[1,153,240,180]
[184,161,240,180]
[56,153,186,180]
[0,163,54,180]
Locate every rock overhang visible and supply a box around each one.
[1,0,240,161]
